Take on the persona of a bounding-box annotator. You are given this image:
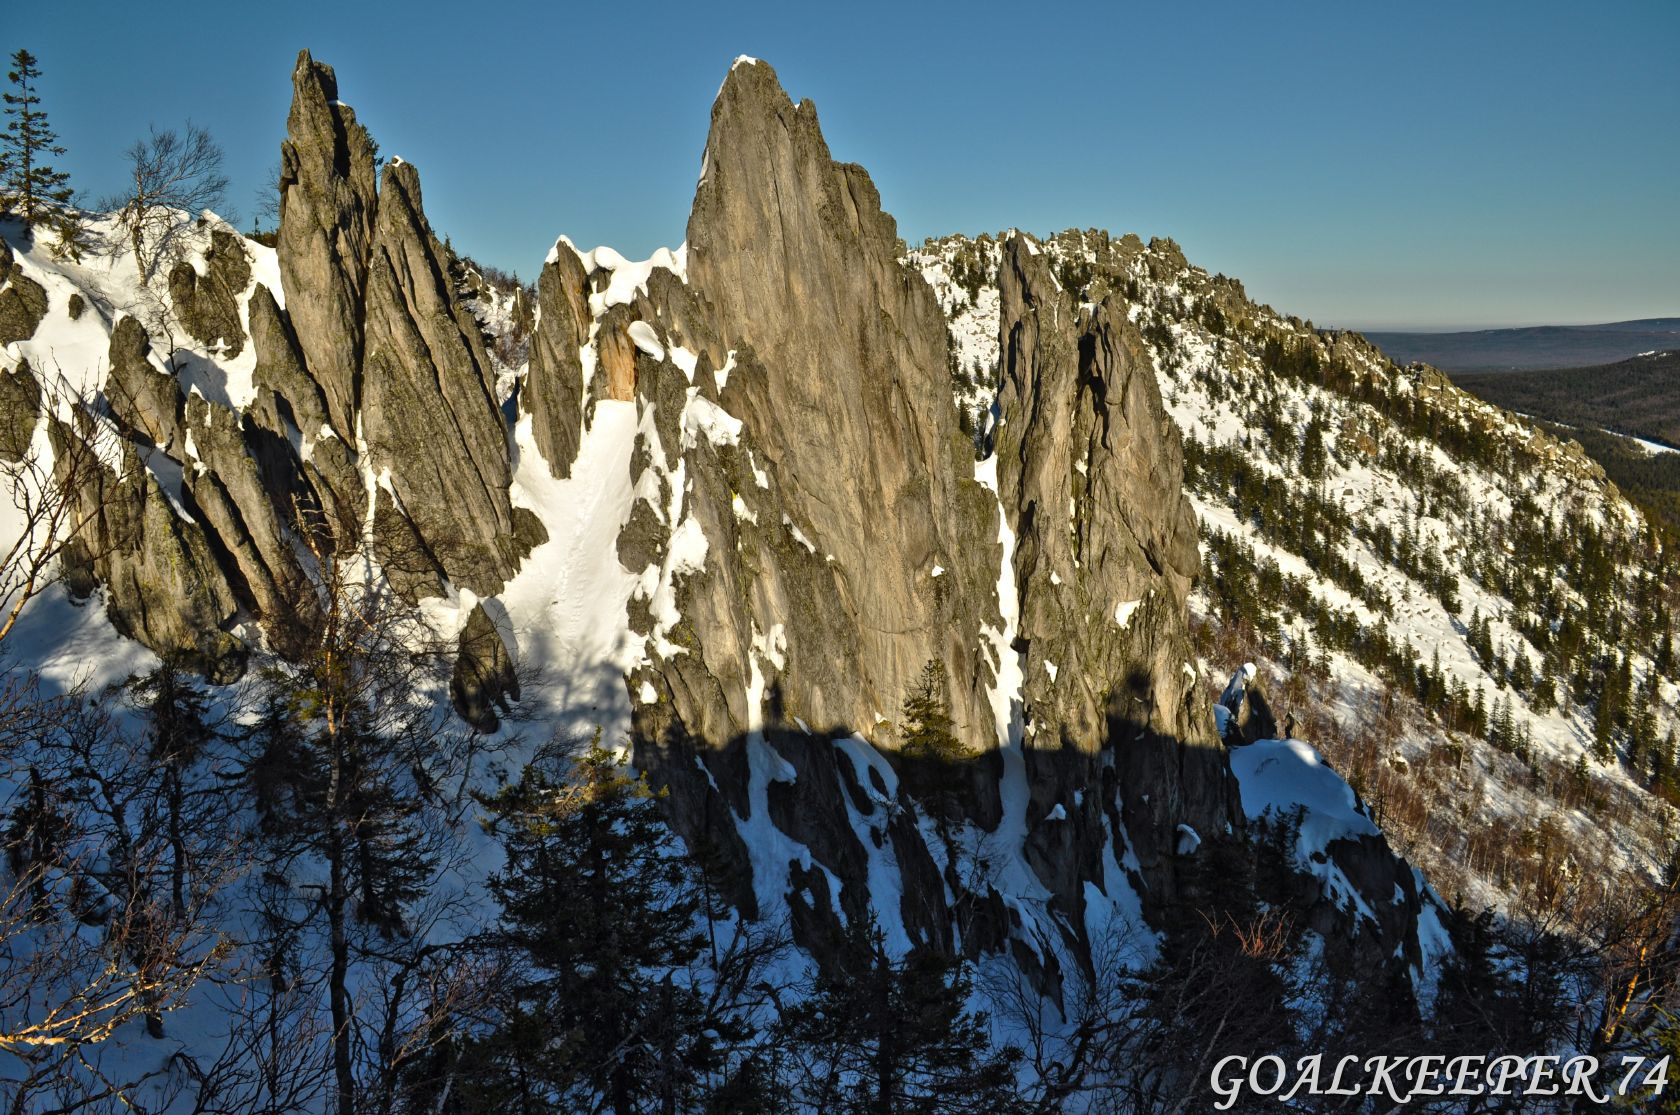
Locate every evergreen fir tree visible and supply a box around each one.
[3,764,70,917]
[127,658,219,922]
[1,50,73,223]
[898,659,973,825]
[241,542,466,1115]
[777,915,1024,1114]
[457,742,728,1115]
[1593,687,1619,764]
[900,659,966,764]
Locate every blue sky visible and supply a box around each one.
[11,0,1677,330]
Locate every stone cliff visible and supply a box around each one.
[0,52,1435,993]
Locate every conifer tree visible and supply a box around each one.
[242,538,466,1115]
[777,915,1024,1114]
[2,764,69,916]
[1,50,73,223]
[900,659,966,764]
[127,658,220,922]
[458,741,727,1115]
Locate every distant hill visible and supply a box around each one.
[1455,351,1680,535]
[1455,350,1680,448]
[1365,318,1680,372]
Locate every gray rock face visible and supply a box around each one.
[994,233,1239,928]
[0,239,48,345]
[105,316,183,451]
[0,363,40,462]
[168,228,250,357]
[619,61,1017,956]
[243,285,367,546]
[361,159,540,593]
[247,284,329,438]
[608,62,1223,974]
[523,244,590,477]
[52,425,245,681]
[180,395,315,653]
[679,58,1000,758]
[611,61,1253,969]
[277,50,378,439]
[30,49,542,691]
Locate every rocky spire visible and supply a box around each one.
[276,50,378,440]
[361,159,541,593]
[523,242,590,478]
[270,53,542,595]
[679,57,1000,752]
[994,234,1238,921]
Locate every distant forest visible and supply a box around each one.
[1454,351,1680,448]
[1458,350,1680,537]
[1454,351,1680,537]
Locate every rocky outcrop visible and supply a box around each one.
[180,395,315,652]
[14,50,546,691]
[53,424,245,680]
[243,284,367,545]
[277,49,378,440]
[621,60,1011,956]
[676,58,1000,756]
[523,244,590,476]
[3,51,1446,1004]
[1217,662,1280,745]
[0,362,40,461]
[994,233,1239,927]
[105,316,183,451]
[168,228,250,357]
[0,238,48,346]
[247,285,329,437]
[361,159,539,593]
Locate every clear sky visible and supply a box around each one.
[10,0,1678,330]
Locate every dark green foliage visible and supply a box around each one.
[1183,347,1680,785]
[452,744,723,1115]
[246,667,436,937]
[1,50,73,224]
[776,916,1024,1114]
[1455,354,1680,537]
[1457,352,1680,452]
[126,658,221,921]
[899,659,966,765]
[897,659,975,824]
[3,764,69,916]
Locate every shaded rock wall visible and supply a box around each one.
[994,235,1239,923]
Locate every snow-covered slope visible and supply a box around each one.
[914,229,1678,916]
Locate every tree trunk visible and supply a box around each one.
[330,823,355,1115]
[873,948,895,1115]
[166,763,186,921]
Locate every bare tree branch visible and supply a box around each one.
[107,122,229,283]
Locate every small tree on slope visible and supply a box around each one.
[775,915,1025,1115]
[458,742,725,1115]
[0,50,73,224]
[110,122,230,281]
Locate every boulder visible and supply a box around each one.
[0,239,48,345]
[105,316,183,450]
[451,601,518,733]
[167,228,251,356]
[0,363,40,462]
